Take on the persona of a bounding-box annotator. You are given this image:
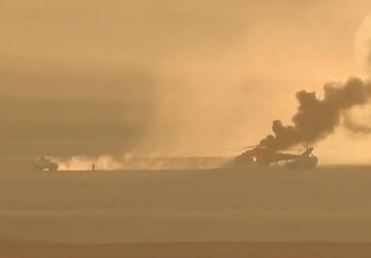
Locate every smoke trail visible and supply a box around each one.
[258,77,371,151]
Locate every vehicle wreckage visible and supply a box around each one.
[234,143,318,169]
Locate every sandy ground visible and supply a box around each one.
[2,156,371,256]
[3,240,371,258]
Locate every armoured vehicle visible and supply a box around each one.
[32,156,59,172]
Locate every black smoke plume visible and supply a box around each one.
[258,77,371,151]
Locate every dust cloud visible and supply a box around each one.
[53,154,226,171]
[355,14,371,74]
[55,155,122,171]
[2,1,371,164]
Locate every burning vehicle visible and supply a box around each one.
[234,77,371,169]
[235,144,318,169]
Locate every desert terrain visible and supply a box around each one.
[3,240,371,258]
[2,1,371,256]
[2,156,371,257]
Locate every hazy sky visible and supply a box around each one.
[1,0,371,160]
